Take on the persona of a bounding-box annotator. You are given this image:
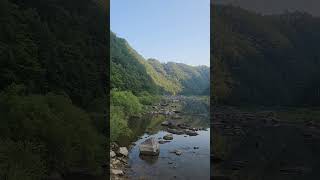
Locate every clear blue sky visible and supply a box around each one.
[111,0,210,66]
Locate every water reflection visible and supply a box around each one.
[123,97,210,179]
[128,129,210,179]
[139,154,159,165]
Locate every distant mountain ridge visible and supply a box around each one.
[111,32,209,95]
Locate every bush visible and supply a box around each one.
[0,139,46,180]
[0,85,105,176]
[111,90,143,116]
[137,91,161,105]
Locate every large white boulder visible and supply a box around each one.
[139,137,160,156]
[118,147,128,157]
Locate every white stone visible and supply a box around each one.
[110,150,116,158]
[139,137,160,156]
[119,147,128,157]
[111,169,124,176]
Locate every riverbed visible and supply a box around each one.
[123,96,210,179]
[127,128,210,179]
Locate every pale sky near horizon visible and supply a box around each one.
[111,0,210,66]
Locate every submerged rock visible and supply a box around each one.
[178,123,190,129]
[162,120,178,127]
[158,140,171,144]
[167,128,184,135]
[139,137,160,156]
[163,134,173,140]
[170,149,182,156]
[185,129,198,136]
[175,150,182,155]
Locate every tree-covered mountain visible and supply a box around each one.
[111,32,210,95]
[212,4,320,106]
[0,0,107,178]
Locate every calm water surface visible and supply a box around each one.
[126,112,210,180]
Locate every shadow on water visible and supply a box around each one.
[139,154,159,165]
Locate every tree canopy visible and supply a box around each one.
[212,4,320,106]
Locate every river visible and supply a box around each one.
[121,96,210,179]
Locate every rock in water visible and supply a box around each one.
[170,149,182,156]
[118,147,128,157]
[161,121,170,126]
[167,128,184,135]
[175,150,182,155]
[185,129,198,136]
[139,137,160,156]
[163,134,173,140]
[158,140,171,144]
[110,150,116,158]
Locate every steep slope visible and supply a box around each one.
[1,0,107,108]
[0,0,107,178]
[111,32,210,95]
[212,4,320,105]
[142,59,181,94]
[110,32,161,94]
[163,62,210,95]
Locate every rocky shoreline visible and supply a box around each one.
[110,143,131,180]
[110,96,209,179]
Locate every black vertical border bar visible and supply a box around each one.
[210,0,214,179]
[105,0,110,178]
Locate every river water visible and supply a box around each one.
[123,97,210,179]
[127,128,210,180]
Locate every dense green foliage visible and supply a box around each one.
[111,90,143,116]
[0,0,107,178]
[110,105,131,142]
[137,91,161,105]
[110,90,147,142]
[110,28,209,143]
[0,85,105,179]
[0,0,107,108]
[110,32,210,95]
[110,32,160,94]
[110,32,209,143]
[212,4,320,106]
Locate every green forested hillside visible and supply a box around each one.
[212,4,320,106]
[110,32,209,142]
[111,32,210,95]
[110,32,161,94]
[0,0,107,178]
